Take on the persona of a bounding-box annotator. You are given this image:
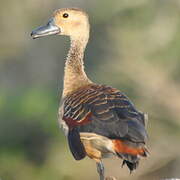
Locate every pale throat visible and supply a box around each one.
[63,34,92,97]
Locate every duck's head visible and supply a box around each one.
[31,8,89,40]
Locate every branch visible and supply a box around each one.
[105,176,117,180]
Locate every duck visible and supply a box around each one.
[31,8,149,180]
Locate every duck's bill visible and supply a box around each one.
[31,18,60,39]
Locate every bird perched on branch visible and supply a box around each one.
[31,8,149,180]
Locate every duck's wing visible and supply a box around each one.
[60,84,148,160]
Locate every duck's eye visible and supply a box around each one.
[63,13,69,18]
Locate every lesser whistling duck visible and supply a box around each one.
[31,8,149,180]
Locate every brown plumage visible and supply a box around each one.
[31,7,149,180]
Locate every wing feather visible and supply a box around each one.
[60,84,148,144]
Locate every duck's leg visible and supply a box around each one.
[96,161,105,180]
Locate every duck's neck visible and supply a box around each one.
[63,37,92,97]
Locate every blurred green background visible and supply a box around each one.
[1,0,180,179]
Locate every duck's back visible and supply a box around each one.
[59,84,148,171]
